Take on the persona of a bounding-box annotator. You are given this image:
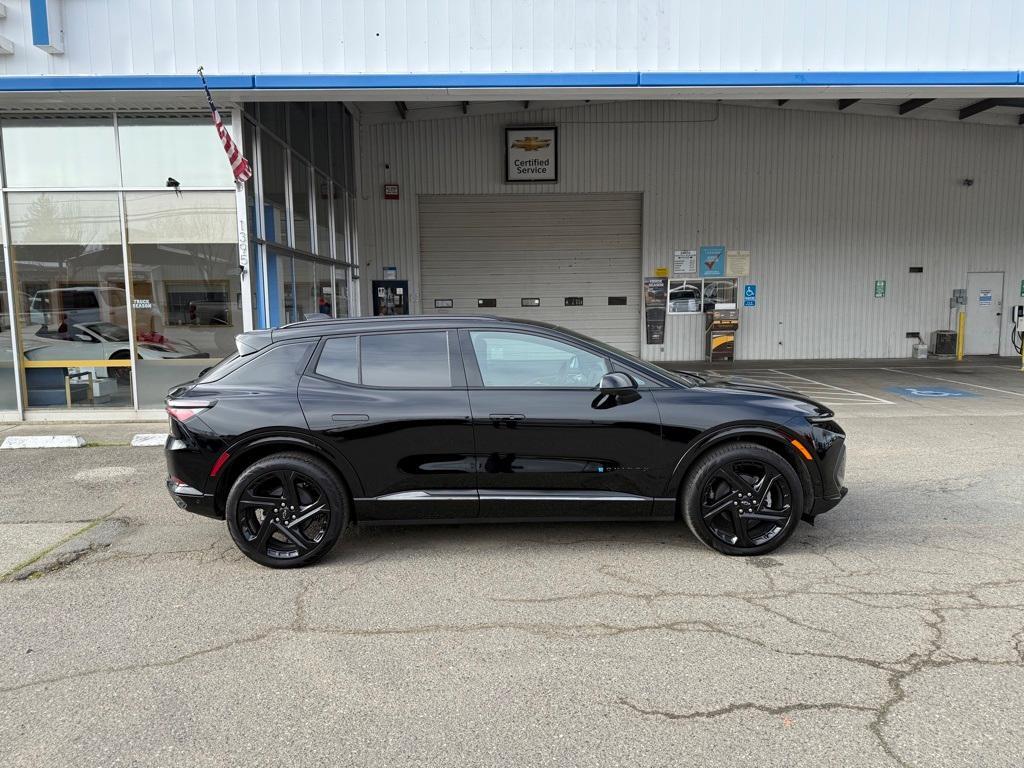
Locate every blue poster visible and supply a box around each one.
[699,245,726,277]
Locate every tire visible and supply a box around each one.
[682,442,804,556]
[226,452,349,569]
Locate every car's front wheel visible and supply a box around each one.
[226,452,349,568]
[682,442,804,556]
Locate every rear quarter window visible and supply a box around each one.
[216,342,313,388]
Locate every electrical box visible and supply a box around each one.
[950,288,966,308]
[930,330,957,356]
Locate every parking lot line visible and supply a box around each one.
[710,369,895,407]
[882,368,1024,398]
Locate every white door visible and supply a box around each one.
[419,193,642,354]
[964,272,1004,355]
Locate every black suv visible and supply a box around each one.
[165,316,847,568]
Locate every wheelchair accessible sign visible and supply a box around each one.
[886,385,978,398]
[743,284,757,307]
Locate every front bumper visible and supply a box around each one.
[807,438,847,520]
[166,478,220,519]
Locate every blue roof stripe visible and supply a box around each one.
[0,71,1020,92]
[640,71,1020,86]
[0,74,255,92]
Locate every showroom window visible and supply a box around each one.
[7,192,132,408]
[0,103,358,415]
[3,119,120,188]
[124,191,240,407]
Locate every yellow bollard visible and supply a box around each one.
[956,310,965,362]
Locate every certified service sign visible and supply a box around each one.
[506,127,557,182]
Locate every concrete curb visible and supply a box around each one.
[0,435,86,449]
[130,433,168,447]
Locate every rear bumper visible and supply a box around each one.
[166,478,221,519]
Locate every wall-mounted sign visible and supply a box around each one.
[672,250,697,276]
[506,127,557,182]
[564,296,584,306]
[477,298,497,308]
[874,280,887,298]
[643,277,668,345]
[654,266,669,278]
[372,280,408,316]
[726,250,750,276]
[699,245,726,277]
[978,289,993,305]
[743,284,757,307]
[383,183,399,200]
[434,299,454,309]
[521,297,541,307]
[383,266,398,279]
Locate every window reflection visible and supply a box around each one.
[125,191,241,406]
[292,159,312,252]
[261,138,288,245]
[7,192,133,408]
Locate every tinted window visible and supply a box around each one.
[218,343,312,387]
[316,336,359,383]
[470,331,609,388]
[362,332,450,387]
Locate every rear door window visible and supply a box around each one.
[361,332,451,387]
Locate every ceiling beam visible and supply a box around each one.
[838,99,859,111]
[395,101,408,120]
[959,99,999,120]
[959,98,1024,120]
[899,98,933,115]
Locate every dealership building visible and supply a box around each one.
[0,0,1022,420]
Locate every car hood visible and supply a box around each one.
[672,370,831,412]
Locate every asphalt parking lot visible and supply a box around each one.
[2,359,1023,767]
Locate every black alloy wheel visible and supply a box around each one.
[226,453,347,568]
[682,443,803,556]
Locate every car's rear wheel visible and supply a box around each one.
[226,452,348,568]
[682,442,803,556]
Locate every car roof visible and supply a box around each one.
[269,314,565,342]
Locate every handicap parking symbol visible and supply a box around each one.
[886,385,978,399]
[743,284,756,307]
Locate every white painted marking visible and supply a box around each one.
[882,368,1024,398]
[0,435,86,450]
[766,370,896,404]
[74,466,138,482]
[131,433,168,447]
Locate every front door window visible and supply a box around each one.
[469,331,609,388]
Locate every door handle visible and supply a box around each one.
[489,413,525,424]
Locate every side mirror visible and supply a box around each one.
[599,372,638,395]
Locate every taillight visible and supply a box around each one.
[166,399,213,423]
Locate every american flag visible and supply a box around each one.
[199,67,252,184]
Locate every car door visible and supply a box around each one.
[298,329,478,521]
[460,328,667,519]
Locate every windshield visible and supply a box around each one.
[84,322,130,342]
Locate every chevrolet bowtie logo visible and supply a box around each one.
[511,136,552,151]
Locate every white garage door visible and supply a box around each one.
[419,193,642,354]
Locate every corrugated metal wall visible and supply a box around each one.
[358,100,1024,360]
[3,0,1024,76]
